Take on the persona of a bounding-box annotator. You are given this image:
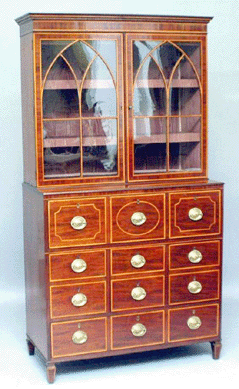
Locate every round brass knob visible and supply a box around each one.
[71,216,87,230]
[188,207,203,221]
[188,280,202,294]
[71,293,87,307]
[188,249,203,264]
[131,323,147,337]
[131,286,147,301]
[131,212,147,226]
[131,254,146,269]
[187,316,202,330]
[71,258,87,273]
[72,330,88,344]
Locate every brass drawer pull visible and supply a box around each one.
[71,216,87,230]
[131,254,146,269]
[188,249,203,264]
[188,280,202,294]
[72,330,88,344]
[187,316,202,330]
[71,293,87,307]
[188,207,203,221]
[131,286,147,301]
[131,212,147,226]
[71,258,87,273]
[131,323,147,337]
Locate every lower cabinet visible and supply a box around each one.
[23,183,223,383]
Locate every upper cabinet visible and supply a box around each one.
[16,14,210,187]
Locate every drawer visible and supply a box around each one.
[169,270,220,305]
[48,197,106,248]
[111,275,164,312]
[49,249,106,282]
[50,281,106,319]
[110,194,165,243]
[111,311,165,350]
[169,304,220,342]
[169,240,221,270]
[111,244,165,276]
[51,317,107,358]
[169,190,222,239]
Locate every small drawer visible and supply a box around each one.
[111,244,165,276]
[50,281,106,319]
[169,270,220,305]
[48,197,106,248]
[169,190,222,239]
[111,311,165,350]
[111,275,164,312]
[169,304,220,342]
[169,240,221,270]
[49,249,106,282]
[110,194,165,243]
[51,317,107,358]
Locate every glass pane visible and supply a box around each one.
[82,119,117,175]
[44,56,77,90]
[169,57,200,116]
[42,41,72,79]
[86,40,117,79]
[177,42,201,76]
[43,120,81,178]
[152,43,182,80]
[63,41,96,81]
[169,142,201,171]
[133,41,161,78]
[81,56,116,117]
[134,57,166,116]
[134,118,167,173]
[43,89,79,119]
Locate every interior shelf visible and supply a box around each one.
[44,136,117,148]
[44,79,115,90]
[134,133,200,144]
[135,79,199,88]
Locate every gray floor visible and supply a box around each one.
[1,286,238,387]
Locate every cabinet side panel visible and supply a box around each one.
[23,185,48,359]
[20,33,36,186]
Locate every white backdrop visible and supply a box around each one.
[0,0,239,387]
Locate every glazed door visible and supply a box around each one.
[127,34,206,183]
[36,33,124,186]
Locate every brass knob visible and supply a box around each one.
[187,316,202,330]
[188,280,202,294]
[131,286,147,301]
[188,207,203,221]
[131,323,147,337]
[131,254,146,269]
[71,216,87,230]
[188,249,203,264]
[71,293,87,307]
[131,212,147,226]
[71,258,87,273]
[72,330,88,344]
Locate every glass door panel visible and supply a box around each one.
[41,38,119,180]
[133,41,167,173]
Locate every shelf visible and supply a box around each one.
[44,136,117,148]
[134,133,200,144]
[44,79,115,90]
[135,79,199,88]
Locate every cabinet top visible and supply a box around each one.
[15,13,212,36]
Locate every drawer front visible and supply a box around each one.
[111,311,165,350]
[111,276,164,312]
[169,270,220,305]
[49,249,106,282]
[110,194,165,243]
[169,190,222,239]
[50,281,106,319]
[48,197,106,248]
[51,318,107,358]
[169,240,221,270]
[169,304,220,342]
[111,244,165,276]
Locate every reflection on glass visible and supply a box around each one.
[83,119,117,175]
[42,41,72,78]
